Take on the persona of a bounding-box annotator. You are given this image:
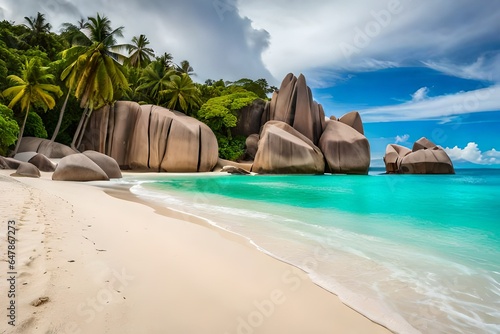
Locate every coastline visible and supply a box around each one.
[0,170,392,334]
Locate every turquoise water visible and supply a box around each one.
[119,169,500,334]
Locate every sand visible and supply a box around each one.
[0,170,392,334]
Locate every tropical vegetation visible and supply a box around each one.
[0,12,276,160]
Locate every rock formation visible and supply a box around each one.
[53,154,109,181]
[384,137,455,174]
[0,156,21,169]
[220,165,251,175]
[79,102,219,173]
[384,144,411,173]
[28,153,57,172]
[252,121,325,174]
[319,118,370,174]
[232,73,370,174]
[11,162,41,178]
[82,151,122,179]
[231,99,266,138]
[17,137,76,158]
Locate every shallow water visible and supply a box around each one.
[117,169,500,334]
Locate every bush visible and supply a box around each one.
[24,111,48,139]
[217,135,246,161]
[0,104,19,156]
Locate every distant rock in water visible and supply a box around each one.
[384,137,455,174]
[79,101,219,172]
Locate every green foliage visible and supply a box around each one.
[0,104,20,155]
[198,91,258,133]
[226,78,276,99]
[24,111,48,138]
[198,90,258,160]
[216,135,246,161]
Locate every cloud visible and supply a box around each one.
[238,0,500,82]
[423,53,500,82]
[411,87,429,102]
[1,0,274,82]
[358,84,500,122]
[395,134,409,143]
[444,142,500,165]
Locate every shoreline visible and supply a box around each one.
[0,170,392,334]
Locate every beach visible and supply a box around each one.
[0,170,392,334]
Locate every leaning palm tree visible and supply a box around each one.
[60,13,129,150]
[136,60,176,105]
[126,34,155,68]
[160,73,202,115]
[176,60,196,76]
[2,58,62,155]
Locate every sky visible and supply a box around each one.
[1,0,499,167]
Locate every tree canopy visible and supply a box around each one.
[0,11,272,160]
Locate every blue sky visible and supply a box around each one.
[311,67,500,167]
[2,0,499,167]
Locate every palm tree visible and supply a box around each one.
[160,73,202,115]
[2,58,62,155]
[126,34,155,68]
[60,13,129,150]
[60,18,90,46]
[23,12,52,49]
[136,61,176,105]
[157,52,174,70]
[176,60,195,76]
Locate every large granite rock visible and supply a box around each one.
[28,153,57,172]
[271,73,297,124]
[232,99,266,138]
[252,121,324,174]
[18,137,76,158]
[11,162,41,178]
[339,111,364,135]
[319,120,370,174]
[79,102,219,172]
[384,144,411,173]
[292,74,323,145]
[83,150,122,179]
[384,137,455,174]
[53,154,109,181]
[244,134,259,160]
[268,73,326,145]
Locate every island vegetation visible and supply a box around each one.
[0,12,276,160]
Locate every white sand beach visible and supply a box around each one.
[0,170,392,334]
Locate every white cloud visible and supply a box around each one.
[395,134,410,143]
[411,87,429,102]
[444,142,500,165]
[423,54,500,82]
[359,85,500,123]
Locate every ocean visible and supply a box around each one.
[116,169,500,334]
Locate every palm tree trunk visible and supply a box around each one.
[12,108,30,156]
[71,105,88,151]
[51,90,70,142]
[75,107,94,150]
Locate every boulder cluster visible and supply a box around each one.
[0,149,122,180]
[384,137,455,174]
[236,73,371,174]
